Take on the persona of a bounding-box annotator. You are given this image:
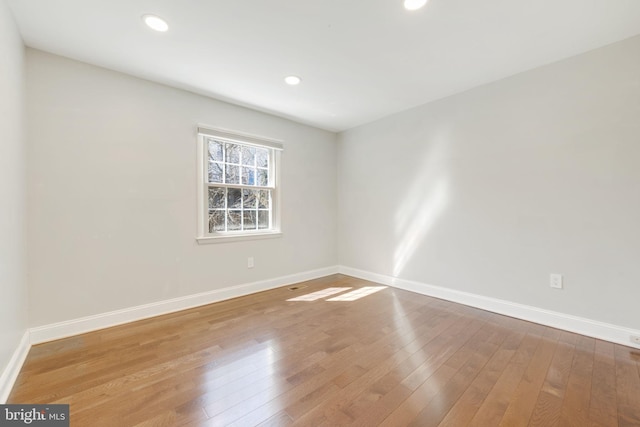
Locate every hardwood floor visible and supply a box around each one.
[9,274,640,426]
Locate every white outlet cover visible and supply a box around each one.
[550,274,563,289]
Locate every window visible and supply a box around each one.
[196,127,282,243]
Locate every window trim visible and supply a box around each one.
[196,126,283,244]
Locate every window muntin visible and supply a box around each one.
[206,139,273,233]
[197,128,281,240]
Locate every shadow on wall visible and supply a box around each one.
[393,131,451,278]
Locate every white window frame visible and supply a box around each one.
[196,126,283,244]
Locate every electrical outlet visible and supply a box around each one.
[550,274,563,289]
[248,257,254,269]
[631,336,640,345]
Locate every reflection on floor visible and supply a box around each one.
[286,287,352,302]
[326,286,387,301]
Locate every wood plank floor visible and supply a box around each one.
[9,274,640,426]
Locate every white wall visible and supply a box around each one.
[0,0,28,380]
[26,49,337,327]
[338,35,640,330]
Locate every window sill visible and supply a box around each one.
[196,231,282,244]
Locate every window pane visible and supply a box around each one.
[243,211,257,230]
[225,164,240,184]
[201,135,276,236]
[209,211,225,232]
[256,148,269,168]
[242,167,256,185]
[258,210,270,229]
[226,143,240,164]
[208,162,223,183]
[227,210,242,230]
[208,187,225,209]
[257,168,269,186]
[258,190,270,209]
[208,139,224,162]
[241,146,255,166]
[243,189,257,209]
[227,188,242,209]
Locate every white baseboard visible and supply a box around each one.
[0,331,31,403]
[339,265,640,349]
[30,265,339,345]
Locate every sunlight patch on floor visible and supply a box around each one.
[326,286,387,301]
[287,287,352,301]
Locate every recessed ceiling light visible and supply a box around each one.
[404,0,428,11]
[284,76,301,86]
[142,14,169,32]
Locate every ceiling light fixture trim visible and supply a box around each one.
[142,14,169,32]
[284,76,302,85]
[404,0,428,11]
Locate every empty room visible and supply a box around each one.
[1,0,639,425]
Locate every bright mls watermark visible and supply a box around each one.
[0,405,68,426]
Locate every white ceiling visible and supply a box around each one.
[7,0,640,132]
